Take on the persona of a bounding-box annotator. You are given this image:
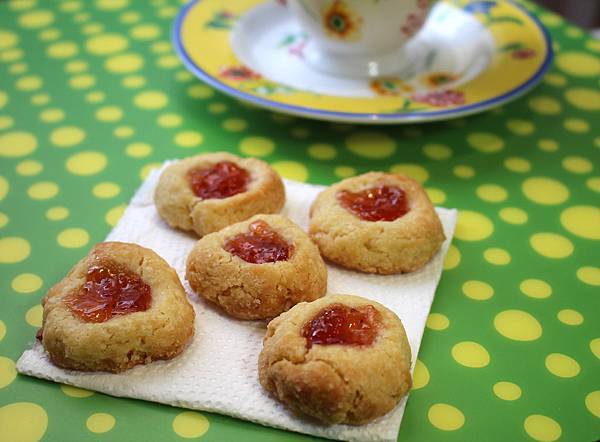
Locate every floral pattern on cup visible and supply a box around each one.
[421,71,460,88]
[220,66,261,81]
[321,0,363,41]
[411,89,465,106]
[370,78,415,96]
[401,0,432,38]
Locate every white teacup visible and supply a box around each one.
[286,0,435,78]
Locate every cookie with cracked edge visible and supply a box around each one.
[309,171,445,274]
[258,294,412,425]
[154,151,285,237]
[39,241,195,373]
[186,214,327,320]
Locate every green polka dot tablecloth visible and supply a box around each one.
[1,0,599,441]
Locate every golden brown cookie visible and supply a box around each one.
[154,152,285,237]
[258,294,412,425]
[309,172,445,274]
[186,214,327,320]
[39,241,195,373]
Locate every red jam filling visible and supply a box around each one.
[67,262,152,323]
[224,220,292,264]
[338,185,409,222]
[188,161,250,199]
[302,303,381,349]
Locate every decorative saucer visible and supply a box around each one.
[174,0,552,124]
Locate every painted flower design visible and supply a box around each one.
[401,0,431,38]
[322,1,362,41]
[511,48,536,59]
[411,90,465,107]
[421,72,460,88]
[370,78,414,96]
[205,10,237,29]
[220,66,261,81]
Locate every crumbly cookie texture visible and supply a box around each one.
[40,241,195,373]
[186,214,327,320]
[309,172,445,274]
[154,152,285,237]
[258,294,412,425]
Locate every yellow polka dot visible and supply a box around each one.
[0,176,8,201]
[0,116,13,130]
[19,9,54,28]
[493,382,521,401]
[412,359,429,390]
[586,177,600,193]
[520,279,552,299]
[562,156,592,174]
[522,177,569,205]
[50,126,86,148]
[11,273,42,293]
[156,54,180,68]
[114,126,133,138]
[427,403,464,431]
[39,108,65,123]
[151,41,171,54]
[25,305,42,327]
[543,73,567,87]
[530,233,574,259]
[29,181,59,200]
[125,142,152,158]
[560,206,600,240]
[0,31,18,50]
[499,207,528,225]
[452,341,489,368]
[85,91,105,103]
[586,39,600,52]
[564,117,589,133]
[454,210,493,241]
[443,244,460,270]
[346,132,396,158]
[121,76,144,88]
[591,338,600,359]
[426,313,449,330]
[69,74,96,89]
[119,10,140,23]
[174,131,203,148]
[106,204,126,226]
[208,103,227,114]
[539,12,562,27]
[104,53,144,74]
[462,280,494,300]
[557,309,583,326]
[389,164,429,183]
[93,182,120,199]
[564,88,600,111]
[0,357,16,389]
[504,157,531,173]
[453,164,475,178]
[467,132,504,153]
[16,75,42,91]
[31,93,50,106]
[134,90,168,110]
[334,166,355,178]
[66,151,107,175]
[484,248,510,265]
[87,413,115,433]
[0,321,4,341]
[538,138,559,152]
[86,34,128,56]
[16,160,43,176]
[185,84,214,99]
[575,268,599,290]
[47,41,78,59]
[528,96,562,115]
[81,23,103,36]
[306,143,336,160]
[476,184,507,203]
[556,52,600,77]
[157,113,182,128]
[96,0,129,10]
[172,411,209,438]
[0,131,38,157]
[60,1,82,13]
[222,118,247,132]
[61,385,95,398]
[95,105,123,122]
[57,228,89,248]
[425,188,446,205]
[585,391,600,418]
[271,161,308,182]
[9,0,37,11]
[46,206,69,221]
[139,162,161,180]
[506,119,535,135]
[423,143,452,160]
[0,402,48,441]
[524,415,561,442]
[239,136,275,157]
[494,310,542,341]
[292,127,310,139]
[0,213,7,229]
[130,23,161,40]
[545,353,580,378]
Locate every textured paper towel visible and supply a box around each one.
[17,163,457,442]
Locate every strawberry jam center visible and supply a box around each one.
[224,220,292,264]
[302,303,381,349]
[338,185,409,222]
[188,161,250,199]
[67,262,152,323]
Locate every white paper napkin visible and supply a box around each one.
[17,163,457,442]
